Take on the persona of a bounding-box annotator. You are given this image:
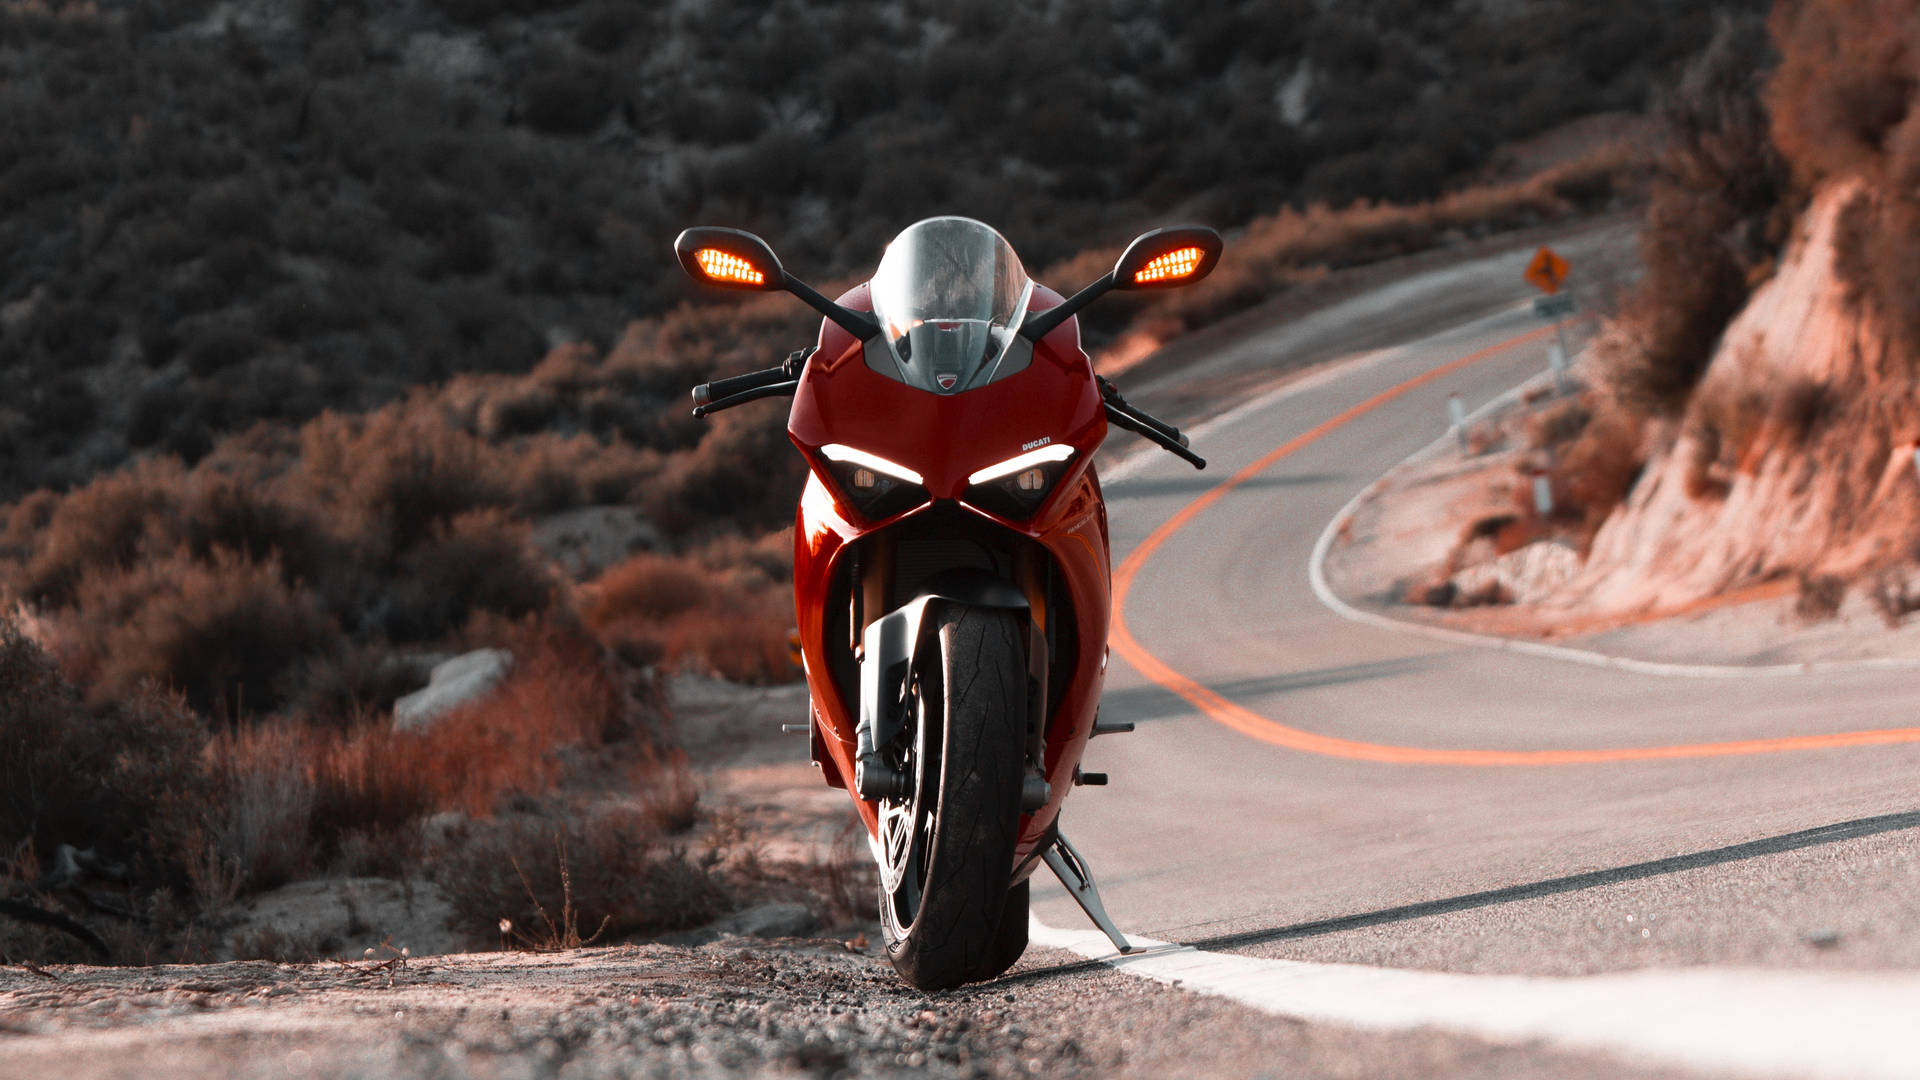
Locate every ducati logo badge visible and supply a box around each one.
[937,374,957,389]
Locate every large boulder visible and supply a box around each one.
[393,648,512,732]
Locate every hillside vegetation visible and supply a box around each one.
[3,0,1750,498]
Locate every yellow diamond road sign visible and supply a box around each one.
[1525,246,1570,295]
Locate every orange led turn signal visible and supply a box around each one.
[1133,246,1205,284]
[695,248,766,286]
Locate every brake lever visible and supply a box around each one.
[1097,376,1189,446]
[1106,404,1205,469]
[691,380,799,419]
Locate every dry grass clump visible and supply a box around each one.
[435,793,729,947]
[586,539,793,685]
[208,619,633,880]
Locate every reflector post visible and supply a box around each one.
[1133,246,1205,285]
[695,248,766,286]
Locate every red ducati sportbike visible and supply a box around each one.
[675,217,1220,989]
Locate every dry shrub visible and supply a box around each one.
[1794,571,1846,622]
[1681,376,1771,494]
[1525,398,1592,450]
[386,509,554,643]
[1869,568,1920,627]
[1769,0,1920,362]
[1600,14,1795,416]
[14,457,183,607]
[588,552,705,623]
[206,620,630,885]
[293,402,514,561]
[434,796,728,946]
[0,619,206,894]
[1554,400,1646,541]
[79,551,339,719]
[204,722,318,892]
[587,548,792,685]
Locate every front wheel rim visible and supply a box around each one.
[878,680,936,927]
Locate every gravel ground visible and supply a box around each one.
[0,936,1715,1080]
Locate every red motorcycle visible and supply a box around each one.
[675,217,1220,989]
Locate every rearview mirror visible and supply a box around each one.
[675,227,785,291]
[1019,224,1226,341]
[1110,226,1223,291]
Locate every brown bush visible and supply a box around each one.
[587,548,792,685]
[206,619,632,885]
[386,509,554,643]
[1555,400,1646,541]
[13,458,184,607]
[433,795,728,947]
[0,619,207,894]
[293,402,514,561]
[1869,568,1920,627]
[1600,14,1794,417]
[79,551,340,719]
[1794,571,1846,622]
[1770,0,1920,362]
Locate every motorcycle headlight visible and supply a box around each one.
[819,443,928,520]
[963,444,1075,520]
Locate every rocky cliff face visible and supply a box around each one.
[1560,180,1920,612]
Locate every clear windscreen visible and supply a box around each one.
[868,217,1034,393]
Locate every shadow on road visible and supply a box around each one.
[1100,655,1433,725]
[1189,809,1920,952]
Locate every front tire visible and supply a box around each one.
[876,607,1026,990]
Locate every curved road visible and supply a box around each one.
[1029,243,1920,1073]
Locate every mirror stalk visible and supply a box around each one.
[784,271,880,341]
[1018,272,1115,343]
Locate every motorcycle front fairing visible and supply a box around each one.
[788,282,1111,875]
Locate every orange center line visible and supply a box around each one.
[1108,326,1920,766]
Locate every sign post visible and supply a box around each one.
[1525,246,1575,392]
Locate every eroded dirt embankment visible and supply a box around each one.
[1324,182,1920,664]
[1562,180,1920,613]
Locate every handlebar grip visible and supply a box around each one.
[692,365,788,407]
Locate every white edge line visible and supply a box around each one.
[1029,916,1920,1080]
[1303,374,1920,678]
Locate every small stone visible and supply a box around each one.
[1805,928,1841,948]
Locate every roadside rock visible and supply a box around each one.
[394,649,512,731]
[1452,538,1582,605]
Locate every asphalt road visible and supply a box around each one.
[1025,235,1920,1074]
